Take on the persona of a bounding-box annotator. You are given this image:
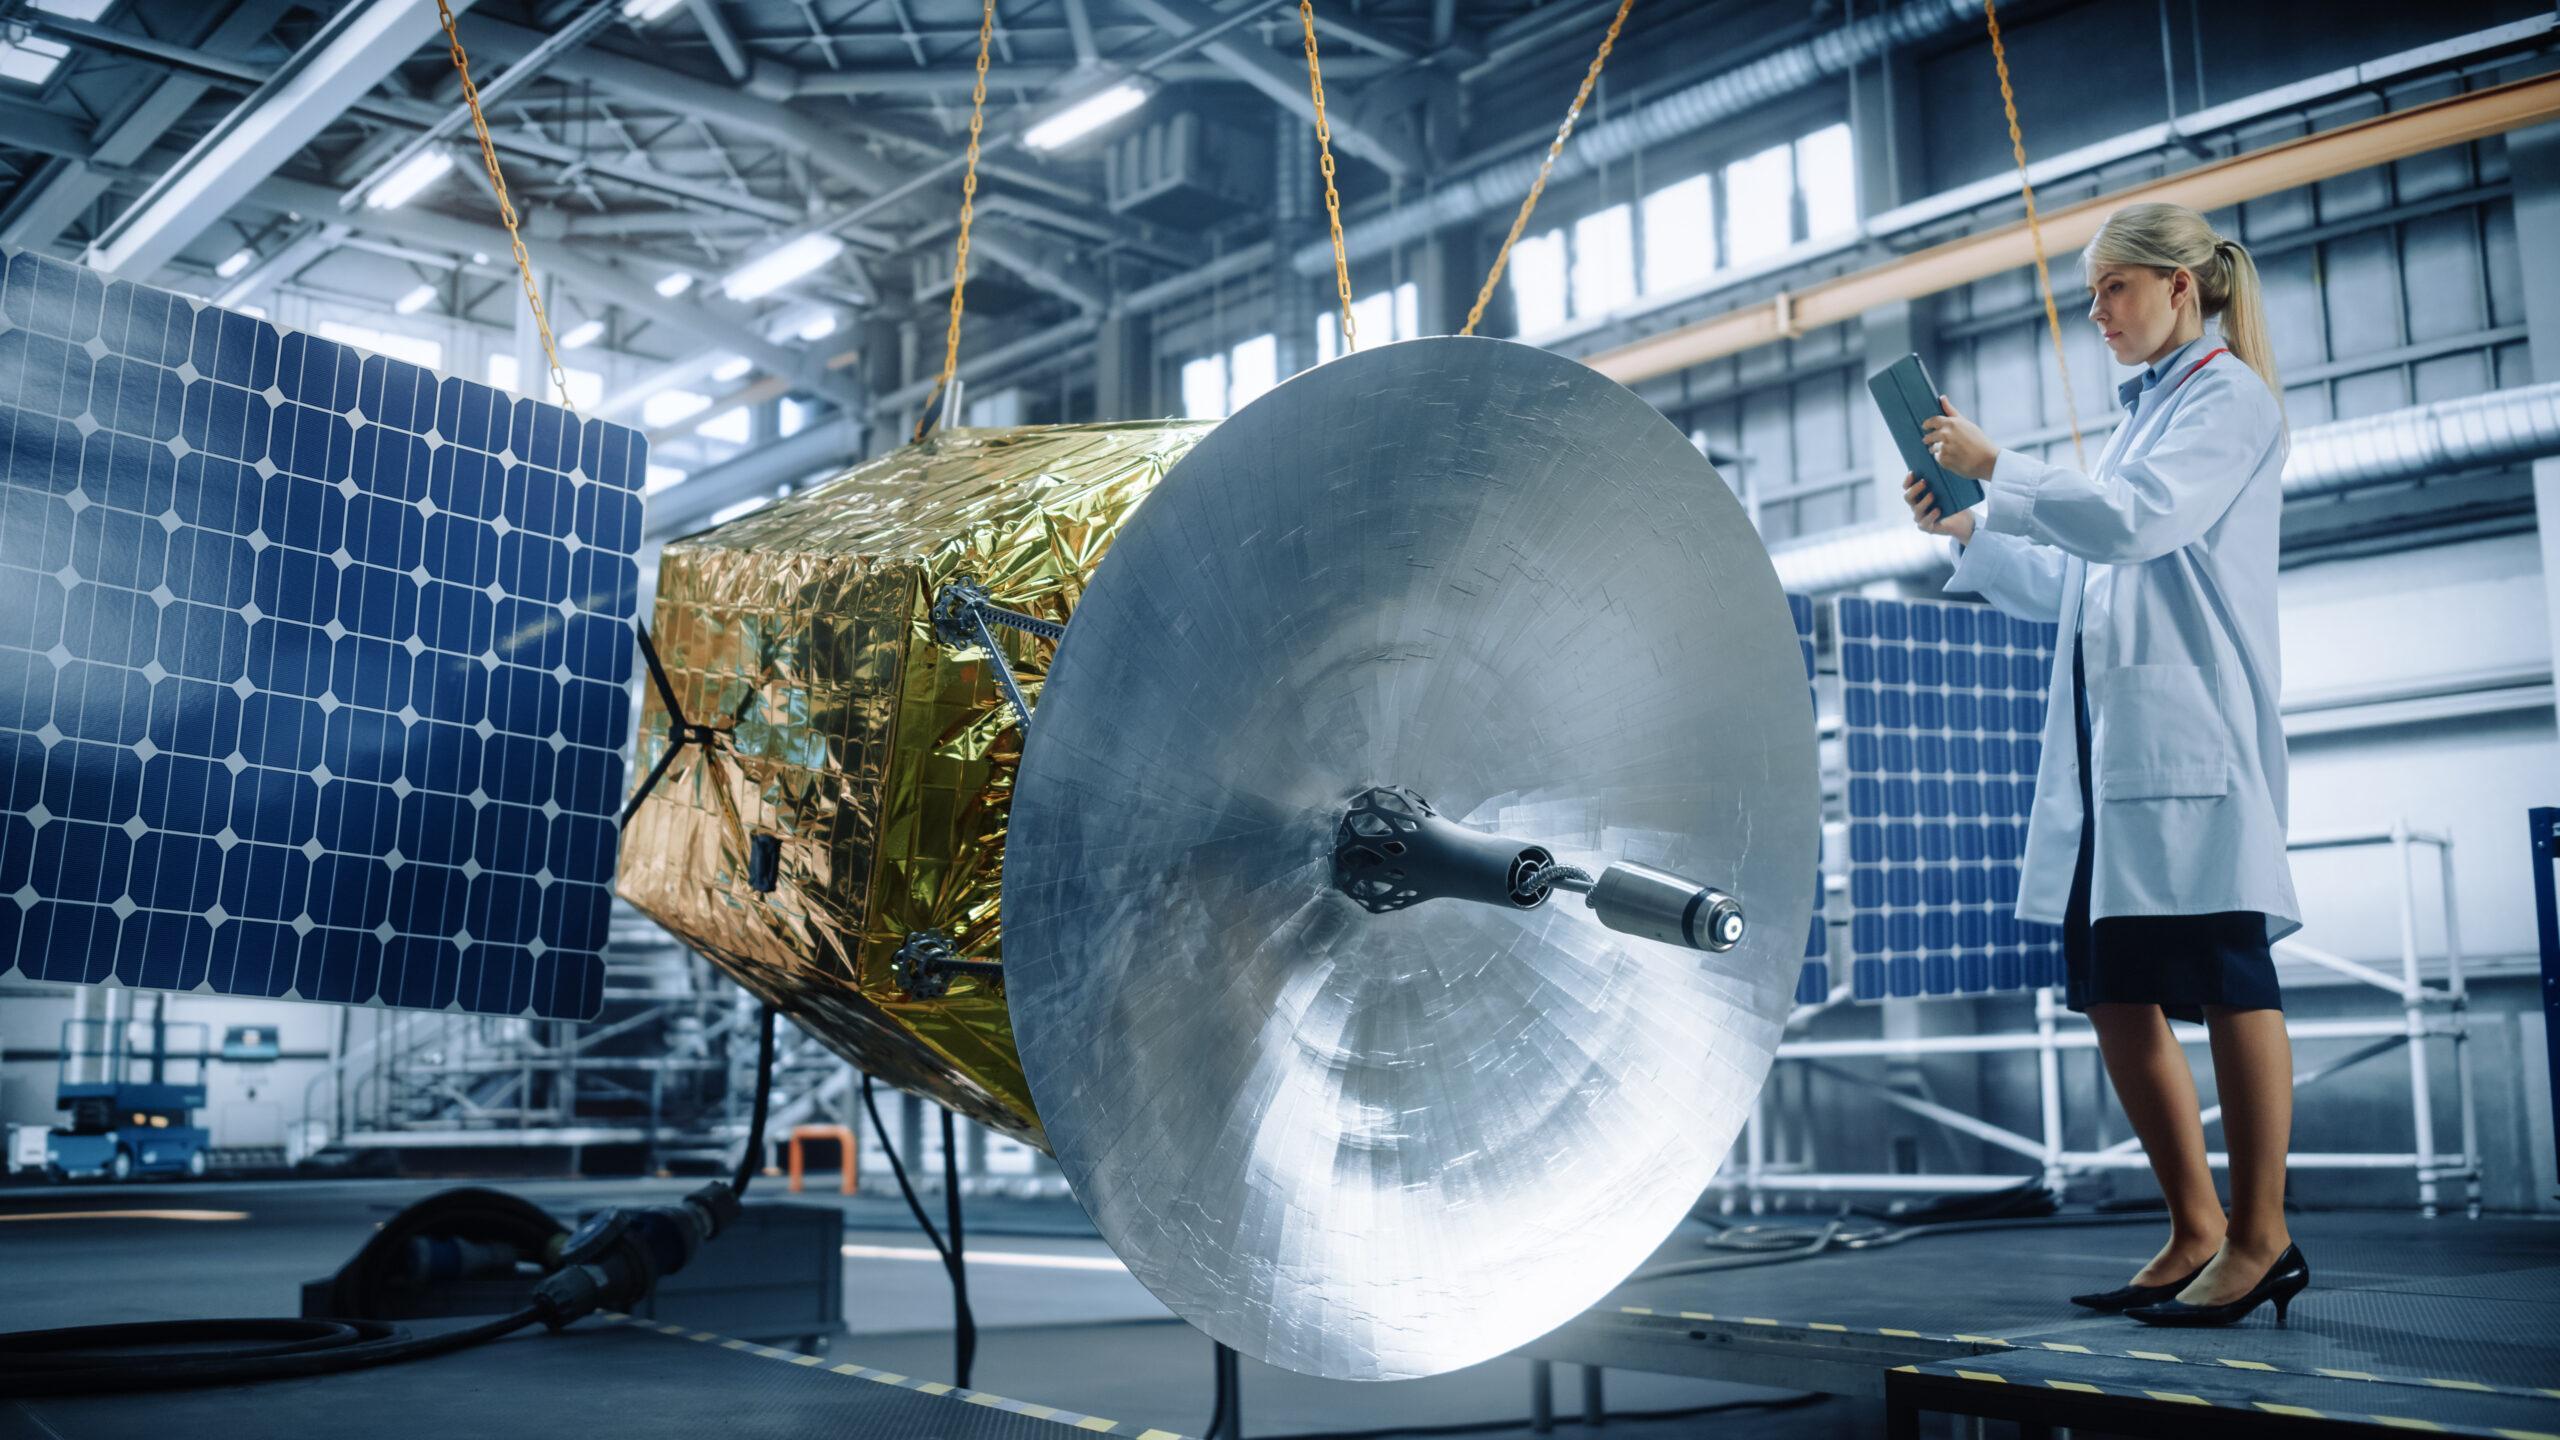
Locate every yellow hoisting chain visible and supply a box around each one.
[912,0,1000,443]
[432,0,577,418]
[1461,0,1637,338]
[1298,0,1358,353]
[1985,0,2085,469]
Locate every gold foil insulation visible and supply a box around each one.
[617,422,1213,1149]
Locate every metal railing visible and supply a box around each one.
[1727,819,2481,1217]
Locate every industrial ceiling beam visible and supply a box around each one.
[1119,0,1424,178]
[0,0,297,252]
[250,175,859,408]
[965,222,1107,315]
[1584,69,2560,386]
[1061,0,1099,68]
[456,14,907,196]
[20,8,810,229]
[85,0,478,279]
[686,0,753,83]
[334,0,616,215]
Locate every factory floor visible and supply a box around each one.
[0,1175,1867,1439]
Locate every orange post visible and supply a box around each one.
[786,1123,859,1195]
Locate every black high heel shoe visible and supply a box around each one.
[2068,1264,2204,1312]
[2127,1244,2310,1327]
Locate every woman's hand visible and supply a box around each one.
[1904,473,1975,543]
[1918,395,1998,480]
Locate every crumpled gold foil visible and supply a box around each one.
[616,422,1213,1150]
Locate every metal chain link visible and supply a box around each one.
[1986,0,2085,469]
[1461,0,1637,337]
[433,0,576,418]
[1298,0,1356,354]
[912,0,999,444]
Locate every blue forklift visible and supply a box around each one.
[46,999,214,1182]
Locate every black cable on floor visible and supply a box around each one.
[0,1308,547,1398]
[940,1105,976,1388]
[860,1072,978,1388]
[732,1003,778,1199]
[1245,1390,1826,1440]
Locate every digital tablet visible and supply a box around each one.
[1867,353,1984,517]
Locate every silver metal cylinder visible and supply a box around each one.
[1583,862,1746,952]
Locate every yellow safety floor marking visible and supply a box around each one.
[1622,1304,2555,1405]
[2256,1402,2327,1418]
[599,1314,1176,1437]
[2045,1380,2102,1394]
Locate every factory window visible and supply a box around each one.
[1182,331,1286,418]
[0,33,68,85]
[1507,230,1569,336]
[1180,353,1229,420]
[1639,176,1716,294]
[1571,204,1636,318]
[316,320,441,373]
[1722,142,1795,268]
[645,465,689,493]
[1229,334,1278,410]
[780,398,810,437]
[701,407,752,444]
[0,0,105,86]
[1316,280,1420,362]
[487,354,519,393]
[644,390,714,428]
[1797,123,1856,239]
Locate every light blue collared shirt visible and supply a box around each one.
[1942,329,2299,940]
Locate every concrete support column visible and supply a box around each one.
[1094,305,1153,420]
[2513,123,2560,686]
[1852,41,1931,537]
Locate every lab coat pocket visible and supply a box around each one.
[2091,663,2231,800]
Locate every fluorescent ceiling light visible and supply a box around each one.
[710,355,753,382]
[621,0,685,20]
[560,319,605,350]
[365,150,454,210]
[395,284,436,315]
[796,313,838,341]
[654,271,694,298]
[721,232,843,302]
[215,249,253,279]
[1023,81,1151,154]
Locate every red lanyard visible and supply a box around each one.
[2161,345,2228,397]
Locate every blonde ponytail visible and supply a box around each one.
[2084,202,2284,411]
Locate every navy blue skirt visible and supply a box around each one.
[2062,632,2281,1022]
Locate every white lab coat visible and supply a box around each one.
[1944,334,2301,942]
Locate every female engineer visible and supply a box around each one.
[1902,202,2306,1328]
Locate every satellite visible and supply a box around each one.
[1,251,1817,1382]
[622,336,1818,1379]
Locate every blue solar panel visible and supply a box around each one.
[0,250,645,1020]
[1787,591,1829,1006]
[1838,595,2061,1001]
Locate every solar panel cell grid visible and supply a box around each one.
[1787,591,1828,1006]
[0,250,644,1021]
[1838,594,2063,1001]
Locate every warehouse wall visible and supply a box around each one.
[0,984,373,1158]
